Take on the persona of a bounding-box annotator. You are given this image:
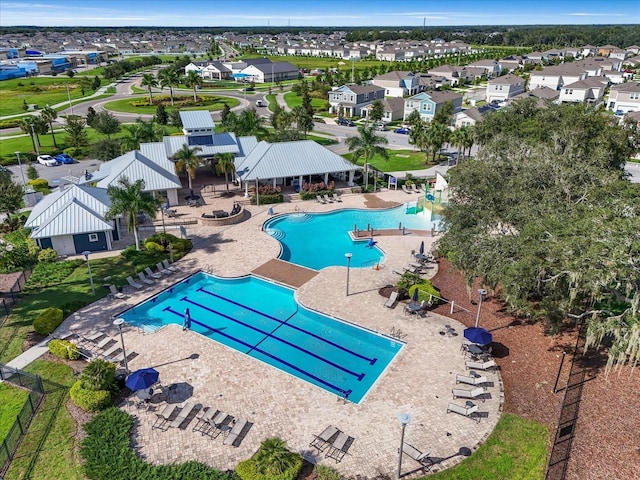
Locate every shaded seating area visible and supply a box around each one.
[108,285,126,299]
[126,276,143,289]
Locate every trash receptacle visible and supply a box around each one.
[115,373,126,390]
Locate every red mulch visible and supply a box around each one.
[430,259,640,480]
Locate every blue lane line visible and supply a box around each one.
[174,298,365,381]
[163,306,350,398]
[197,287,377,366]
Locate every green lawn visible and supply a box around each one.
[0,77,103,117]
[4,360,82,480]
[103,95,240,114]
[425,414,548,480]
[0,383,30,440]
[347,149,436,172]
[282,91,326,112]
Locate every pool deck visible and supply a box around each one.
[57,189,503,478]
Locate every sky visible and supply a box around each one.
[0,0,638,27]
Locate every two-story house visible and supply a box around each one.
[361,97,405,122]
[608,82,640,113]
[558,77,609,105]
[486,74,526,103]
[184,61,232,80]
[328,84,386,117]
[528,64,587,91]
[403,91,463,122]
[371,71,420,98]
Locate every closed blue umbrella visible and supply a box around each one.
[125,368,159,391]
[419,241,424,255]
[412,288,419,303]
[463,327,492,346]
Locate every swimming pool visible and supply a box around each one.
[120,272,403,404]
[264,206,436,270]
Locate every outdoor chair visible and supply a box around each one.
[402,443,432,470]
[112,349,137,367]
[323,194,334,203]
[126,276,143,289]
[384,291,399,308]
[192,407,218,434]
[465,359,497,371]
[156,262,174,276]
[144,267,162,279]
[310,425,340,452]
[170,402,196,429]
[325,432,355,463]
[208,411,234,439]
[108,285,126,299]
[138,271,154,285]
[332,193,342,202]
[223,418,250,447]
[100,343,122,359]
[447,401,480,422]
[162,260,179,272]
[455,373,488,386]
[316,195,327,204]
[152,404,177,431]
[401,184,412,194]
[452,387,486,402]
[410,184,419,193]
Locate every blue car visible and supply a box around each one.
[54,154,74,164]
[394,127,410,134]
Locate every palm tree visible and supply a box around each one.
[140,73,158,104]
[184,70,203,102]
[157,67,180,106]
[105,176,159,251]
[120,119,165,152]
[345,124,389,190]
[40,105,58,148]
[449,127,466,163]
[79,359,115,391]
[424,122,450,162]
[236,109,268,137]
[214,153,236,191]
[253,438,300,476]
[172,144,202,190]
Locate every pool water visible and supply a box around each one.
[121,272,403,404]
[264,206,436,270]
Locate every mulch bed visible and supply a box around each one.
[429,259,639,480]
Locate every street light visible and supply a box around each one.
[82,250,95,295]
[14,151,27,186]
[397,413,411,479]
[113,318,129,373]
[65,83,73,115]
[475,288,487,328]
[345,253,352,296]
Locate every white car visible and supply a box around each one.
[37,155,58,167]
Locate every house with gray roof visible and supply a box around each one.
[240,60,299,83]
[558,77,609,105]
[608,82,640,113]
[403,91,463,122]
[328,84,385,117]
[360,97,405,123]
[512,87,560,106]
[371,71,420,97]
[486,74,526,103]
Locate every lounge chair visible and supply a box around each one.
[153,404,177,430]
[325,432,354,463]
[162,260,179,272]
[144,267,162,279]
[137,271,154,285]
[310,425,340,452]
[223,418,250,447]
[94,336,116,351]
[410,184,419,193]
[100,343,122,359]
[108,285,126,299]
[384,291,399,308]
[170,402,196,429]
[447,401,480,422]
[452,387,486,402]
[316,195,326,204]
[111,349,137,367]
[402,443,432,469]
[208,411,234,439]
[323,194,334,203]
[156,262,174,276]
[456,373,488,386]
[193,407,219,434]
[401,184,412,194]
[465,359,497,371]
[332,193,342,202]
[126,276,143,289]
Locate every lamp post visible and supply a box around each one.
[256,178,260,206]
[345,253,352,296]
[113,318,129,373]
[82,250,95,295]
[29,123,39,155]
[160,207,167,235]
[14,151,27,186]
[475,288,487,328]
[397,413,411,479]
[65,83,73,115]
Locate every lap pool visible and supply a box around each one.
[120,272,403,404]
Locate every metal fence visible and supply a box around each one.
[0,364,45,477]
[0,270,31,318]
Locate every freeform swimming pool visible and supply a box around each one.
[264,206,437,270]
[120,272,403,403]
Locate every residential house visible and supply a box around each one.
[499,55,526,72]
[528,64,587,91]
[598,45,619,56]
[466,59,501,77]
[608,82,640,113]
[371,71,420,97]
[415,73,449,91]
[626,45,640,55]
[403,91,463,122]
[328,84,385,117]
[486,74,525,103]
[241,60,299,83]
[558,77,609,106]
[609,49,628,61]
[512,87,560,106]
[454,104,499,128]
[361,97,405,123]
[427,65,469,86]
[184,61,232,80]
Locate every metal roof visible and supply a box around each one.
[179,111,215,130]
[31,198,113,239]
[235,140,359,182]
[139,141,176,174]
[163,133,240,158]
[94,150,181,191]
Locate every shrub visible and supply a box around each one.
[48,338,80,360]
[33,307,64,335]
[28,178,49,192]
[315,464,345,480]
[25,259,83,290]
[408,280,441,305]
[37,248,58,263]
[79,358,116,392]
[250,193,283,205]
[143,240,164,253]
[235,438,303,480]
[70,380,112,412]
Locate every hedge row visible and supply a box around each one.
[70,381,112,412]
[33,307,64,335]
[48,339,80,360]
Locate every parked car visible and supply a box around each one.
[54,153,74,164]
[337,118,355,127]
[255,99,265,107]
[37,155,59,167]
[394,127,411,135]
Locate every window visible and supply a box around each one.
[630,93,640,100]
[565,89,573,95]
[88,233,98,242]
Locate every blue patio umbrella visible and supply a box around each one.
[412,288,419,303]
[125,368,159,391]
[368,237,377,248]
[463,327,492,346]
[419,241,425,255]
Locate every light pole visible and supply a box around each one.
[14,151,27,186]
[29,123,39,155]
[113,318,129,373]
[256,178,260,206]
[82,250,95,295]
[475,288,487,328]
[397,413,411,479]
[345,253,352,296]
[65,83,73,115]
[160,207,167,235]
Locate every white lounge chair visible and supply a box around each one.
[126,276,143,289]
[447,402,480,422]
[384,291,399,308]
[401,184,412,194]
[456,373,488,386]
[152,404,177,430]
[144,267,162,279]
[137,271,154,285]
[156,262,174,276]
[332,193,342,202]
[325,432,355,463]
[170,402,196,428]
[452,387,486,402]
[410,184,419,193]
[310,425,340,452]
[108,285,126,299]
[223,418,249,447]
[465,359,497,371]
[316,195,327,204]
[162,259,179,272]
[323,194,334,203]
[402,443,432,468]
